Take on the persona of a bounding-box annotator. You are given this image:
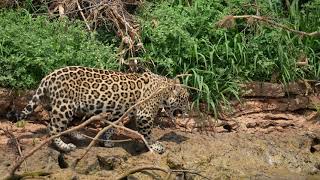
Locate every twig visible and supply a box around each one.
[116,166,168,180]
[57,2,66,18]
[179,84,202,92]
[171,169,212,180]
[45,2,107,17]
[0,127,24,157]
[0,127,28,171]
[76,0,91,31]
[103,120,153,152]
[116,165,212,180]
[81,134,133,143]
[217,15,320,37]
[174,74,192,79]
[72,86,169,168]
[5,112,110,178]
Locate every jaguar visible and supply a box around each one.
[10,66,189,154]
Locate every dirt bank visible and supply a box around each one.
[1,111,320,179]
[1,81,320,179]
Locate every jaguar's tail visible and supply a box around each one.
[7,79,47,121]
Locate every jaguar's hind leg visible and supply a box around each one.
[48,107,76,152]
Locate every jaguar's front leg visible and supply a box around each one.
[136,114,165,154]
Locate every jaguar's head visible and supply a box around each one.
[164,85,190,118]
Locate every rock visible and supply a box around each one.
[240,82,285,97]
[166,153,184,169]
[311,144,320,153]
[97,155,123,170]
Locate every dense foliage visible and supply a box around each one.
[0,10,117,89]
[0,0,319,114]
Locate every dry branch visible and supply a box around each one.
[1,126,30,173]
[76,0,91,31]
[5,112,110,179]
[217,15,320,37]
[0,127,24,158]
[116,165,212,180]
[47,0,144,58]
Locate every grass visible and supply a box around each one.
[136,0,320,115]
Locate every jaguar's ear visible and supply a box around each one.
[174,78,180,84]
[172,85,179,96]
[173,88,178,96]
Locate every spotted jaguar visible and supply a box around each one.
[11,66,189,154]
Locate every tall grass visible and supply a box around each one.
[138,0,320,115]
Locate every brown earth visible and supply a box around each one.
[1,82,320,179]
[1,112,320,180]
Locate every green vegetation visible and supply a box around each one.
[0,10,117,89]
[0,0,320,114]
[138,0,320,111]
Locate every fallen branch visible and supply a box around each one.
[217,15,320,37]
[5,112,110,179]
[116,165,212,180]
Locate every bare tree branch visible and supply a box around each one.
[217,15,320,37]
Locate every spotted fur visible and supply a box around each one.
[14,66,189,153]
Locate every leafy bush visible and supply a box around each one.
[0,9,118,89]
[138,0,320,114]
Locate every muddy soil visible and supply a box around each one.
[1,111,320,180]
